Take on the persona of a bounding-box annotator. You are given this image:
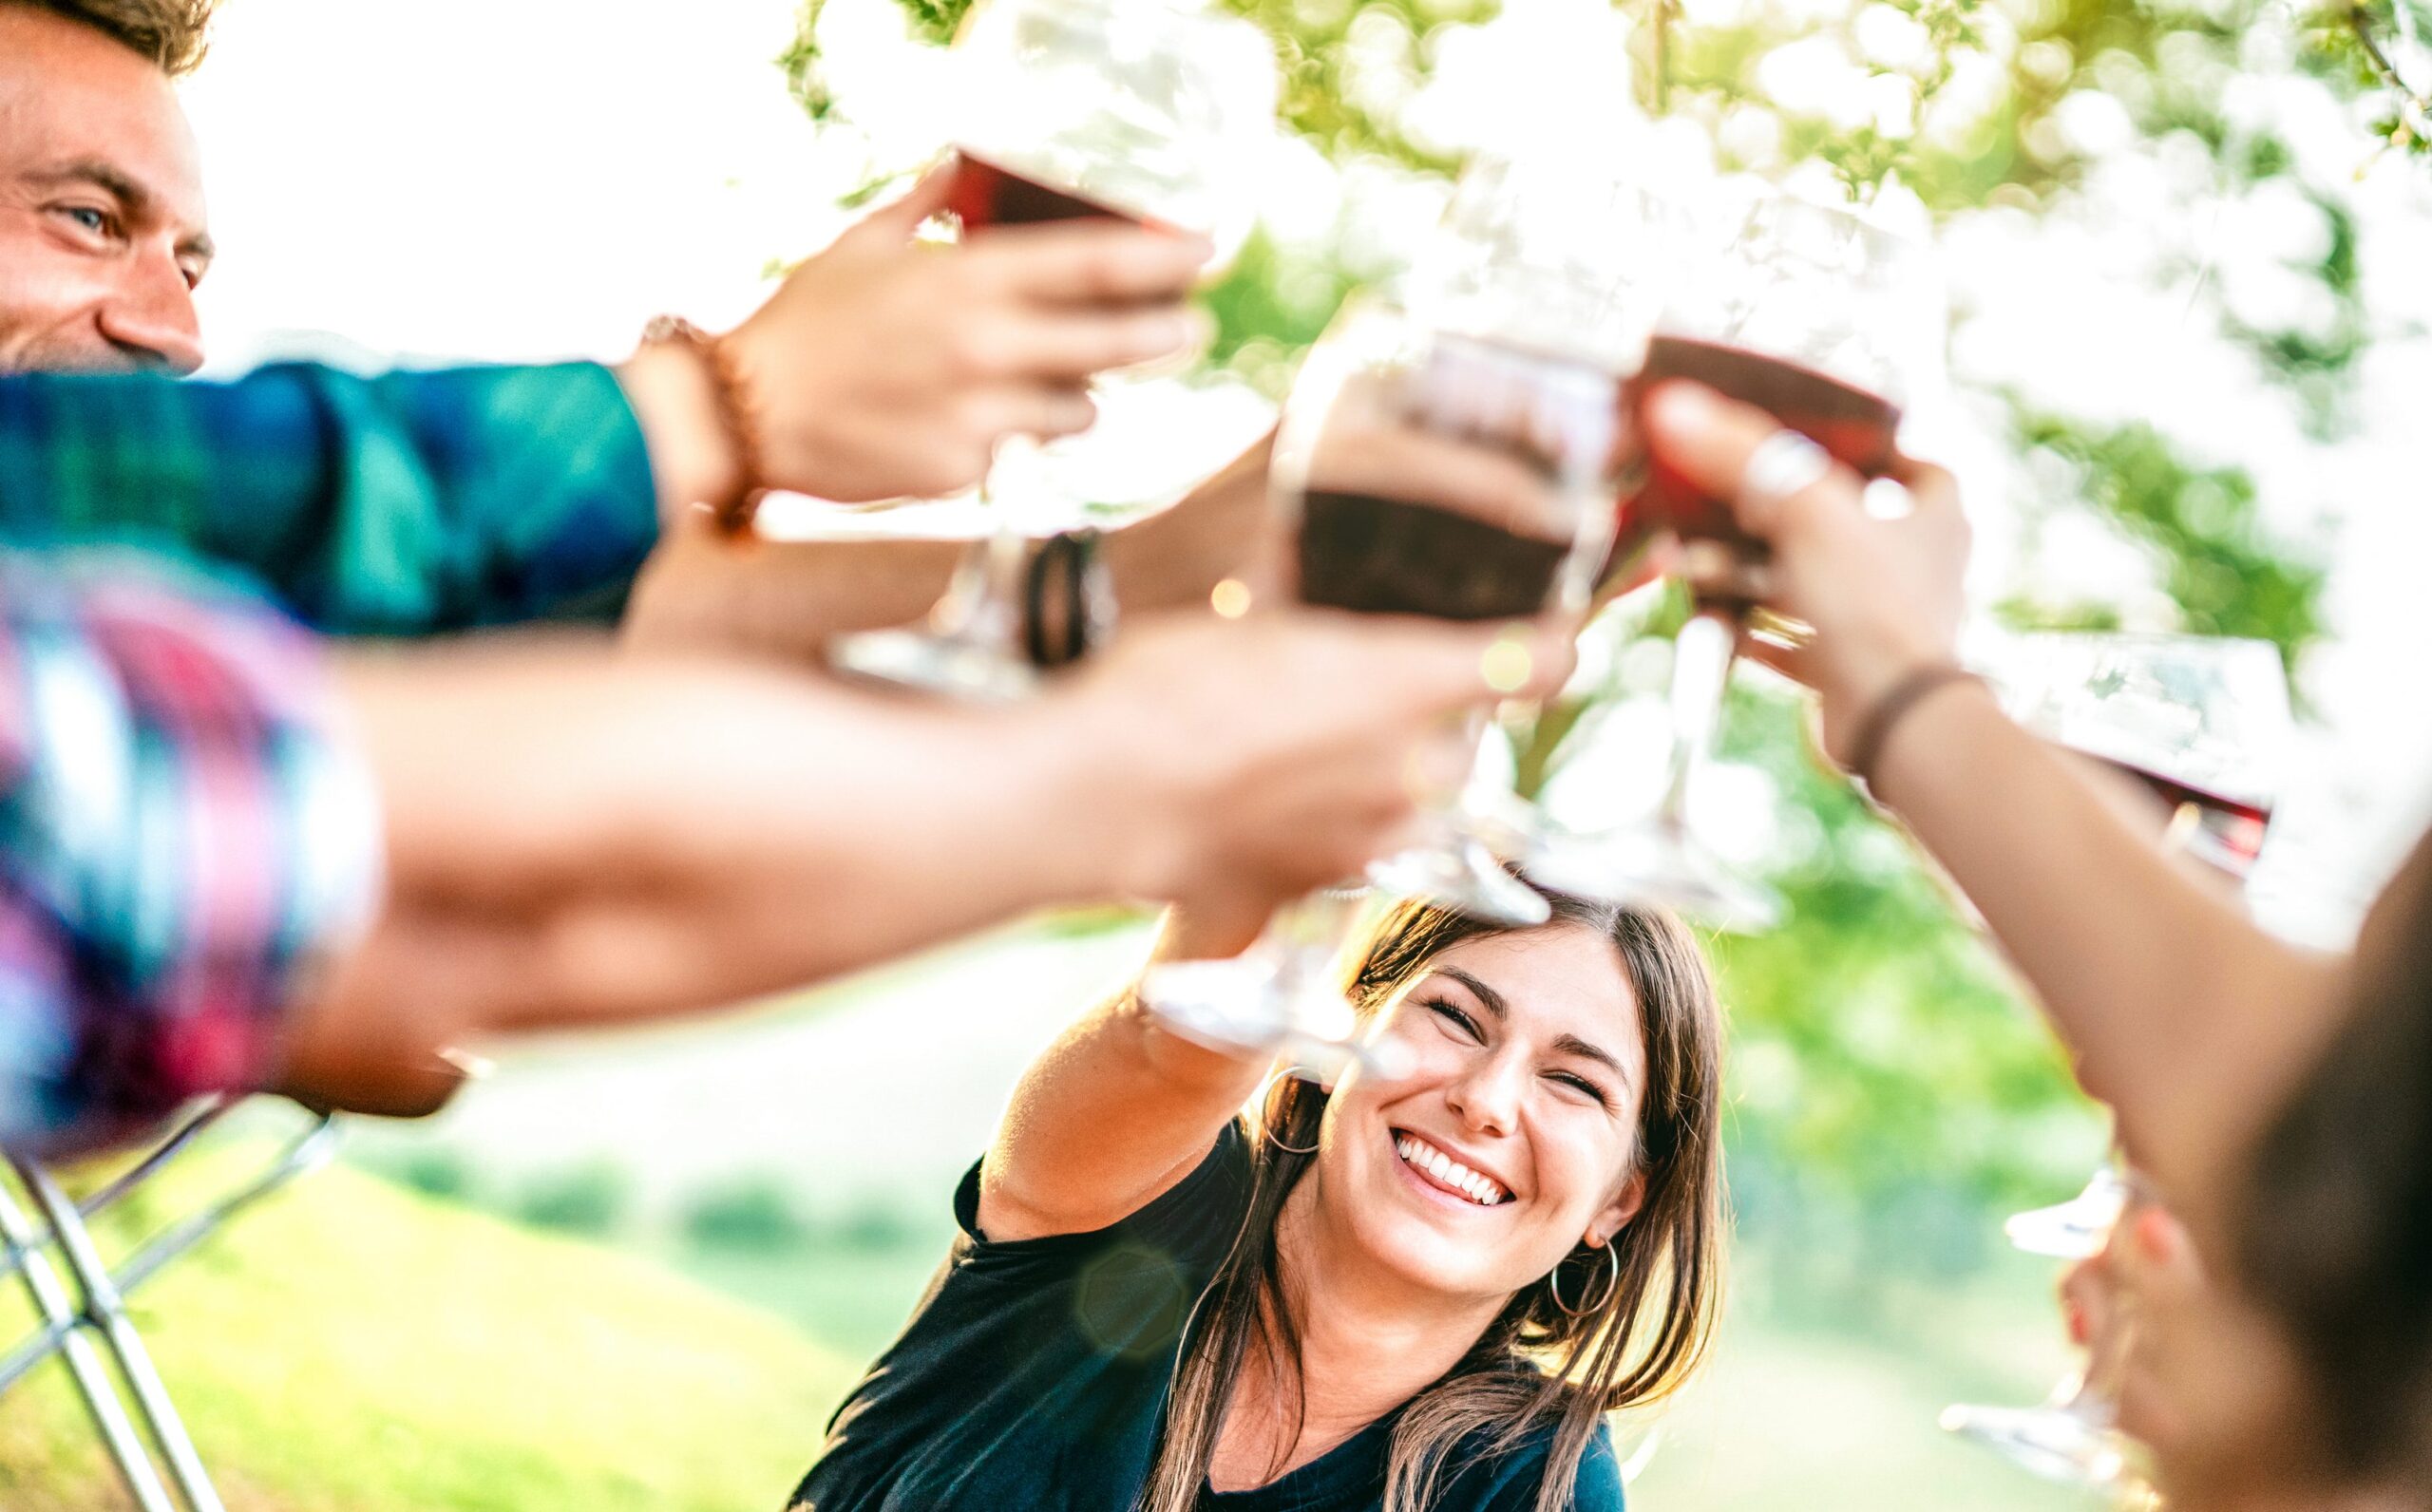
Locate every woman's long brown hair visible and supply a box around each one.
[1140,890,1726,1512]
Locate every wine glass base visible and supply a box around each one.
[2005,1170,2128,1260]
[1526,822,1784,933]
[828,624,1039,703]
[1139,956,1409,1083]
[1367,835,1550,927]
[1939,1402,2127,1486]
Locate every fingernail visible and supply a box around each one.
[2134,1209,2179,1267]
[1647,381,1720,430]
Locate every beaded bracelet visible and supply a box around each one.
[639,315,766,537]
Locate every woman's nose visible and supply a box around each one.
[1444,1049,1526,1137]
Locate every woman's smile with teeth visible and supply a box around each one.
[1393,1131,1510,1207]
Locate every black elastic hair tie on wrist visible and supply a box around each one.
[1022,534,1066,670]
[1847,664,1985,790]
[1023,530,1107,671]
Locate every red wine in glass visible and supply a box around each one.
[2098,756,2273,878]
[1297,490,1572,621]
[946,150,1145,231]
[1617,334,1903,558]
[1294,334,1606,623]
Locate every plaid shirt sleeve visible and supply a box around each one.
[0,549,382,1158]
[0,361,661,636]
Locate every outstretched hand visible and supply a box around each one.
[726,168,1214,503]
[1641,381,1970,769]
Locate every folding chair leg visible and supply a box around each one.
[0,1178,180,1512]
[12,1160,227,1512]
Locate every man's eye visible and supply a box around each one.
[55,206,112,236]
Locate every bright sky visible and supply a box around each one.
[177,0,2432,940]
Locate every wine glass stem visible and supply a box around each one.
[1657,606,1739,828]
[933,440,1047,648]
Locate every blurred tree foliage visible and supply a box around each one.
[784,0,2420,1285]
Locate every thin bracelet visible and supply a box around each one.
[639,315,766,537]
[1846,664,1985,790]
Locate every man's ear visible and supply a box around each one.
[1586,1169,1647,1249]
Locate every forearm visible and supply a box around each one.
[983,911,1272,1239]
[618,429,1276,662]
[621,528,969,663]
[1100,429,1275,615]
[1872,682,2347,1209]
[308,640,1121,1053]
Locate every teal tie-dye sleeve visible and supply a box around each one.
[0,360,661,635]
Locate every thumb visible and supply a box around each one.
[844,161,960,244]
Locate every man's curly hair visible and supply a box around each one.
[14,0,217,76]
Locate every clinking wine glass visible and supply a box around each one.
[1139,299,1623,1076]
[1529,194,1945,932]
[827,0,1275,700]
[1941,1173,2164,1498]
[1948,634,2289,1497]
[1993,633,2290,1263]
[1363,156,1691,926]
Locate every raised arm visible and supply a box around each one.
[618,427,1280,662]
[978,910,1284,1244]
[1640,383,2348,1232]
[297,608,1530,1126]
[0,171,1208,638]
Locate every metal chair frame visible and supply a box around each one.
[0,1100,340,1512]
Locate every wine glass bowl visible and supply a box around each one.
[827,0,1277,701]
[1280,300,1624,928]
[1528,193,1944,933]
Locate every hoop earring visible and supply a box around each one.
[1547,1241,1622,1318]
[1258,1071,1320,1156]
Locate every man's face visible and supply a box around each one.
[0,6,210,374]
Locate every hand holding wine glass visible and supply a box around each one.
[716,168,1211,506]
[1081,607,1565,958]
[1636,379,1972,771]
[829,0,1276,700]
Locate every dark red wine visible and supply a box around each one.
[2099,757,2273,879]
[1620,334,1903,552]
[1297,491,1571,621]
[946,151,1142,232]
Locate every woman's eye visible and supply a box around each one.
[1426,999,1480,1042]
[1548,1070,1611,1108]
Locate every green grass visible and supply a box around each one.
[0,1148,857,1511]
[0,1138,2104,1511]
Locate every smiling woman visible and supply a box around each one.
[787,889,1723,1512]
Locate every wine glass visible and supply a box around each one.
[827,0,1276,700]
[1140,296,1624,1075]
[1990,633,2290,1258]
[1529,194,1945,932]
[1941,1173,2162,1497]
[1948,634,2289,1493]
[1362,156,1691,926]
